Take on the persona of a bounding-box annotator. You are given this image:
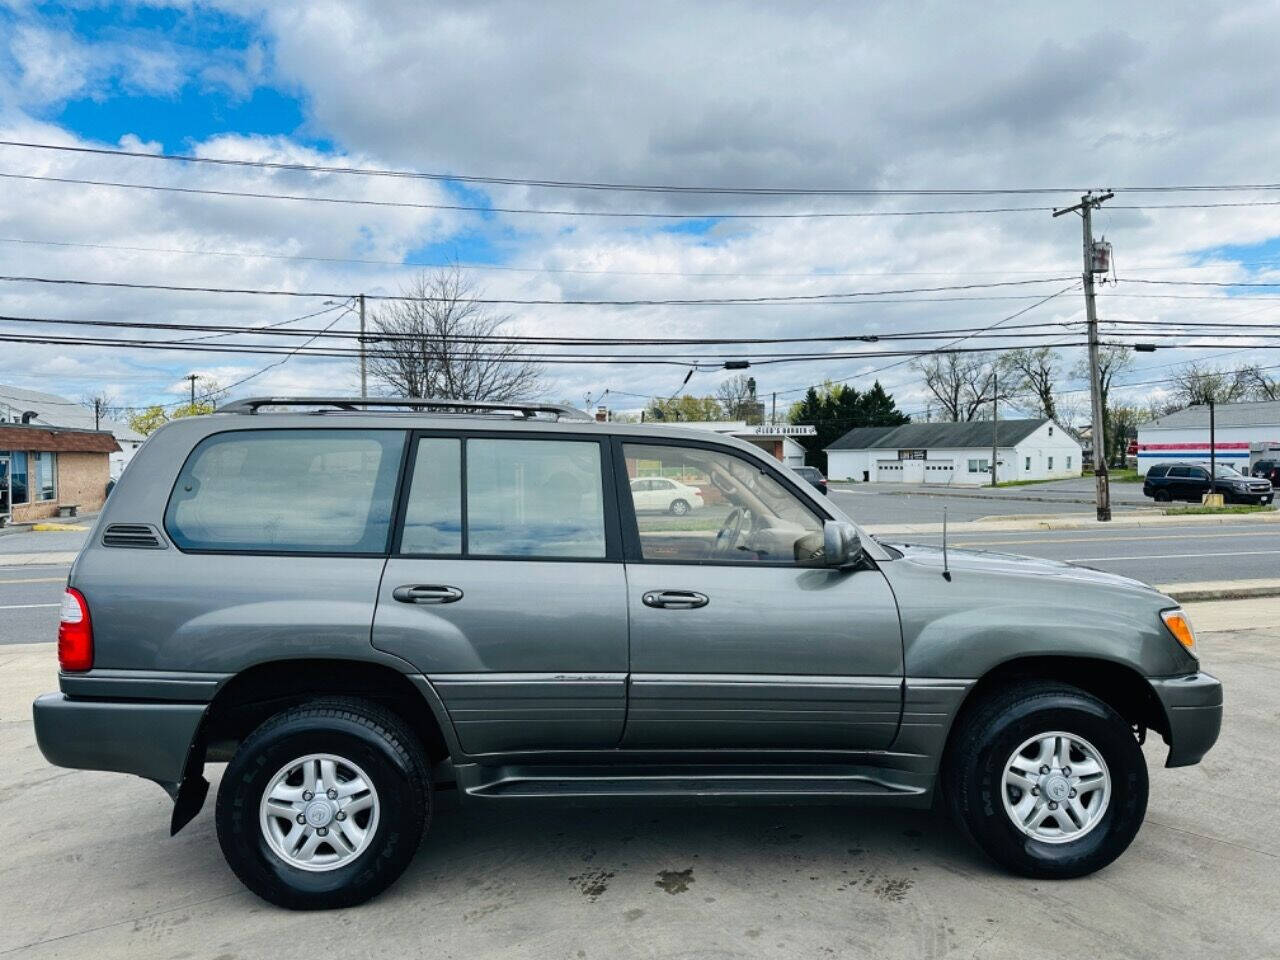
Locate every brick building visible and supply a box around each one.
[0,424,120,525]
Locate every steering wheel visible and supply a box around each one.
[713,507,747,557]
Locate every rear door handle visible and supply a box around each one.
[393,584,464,604]
[642,590,709,610]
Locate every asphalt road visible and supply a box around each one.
[864,521,1280,586]
[829,478,1153,526]
[0,564,67,645]
[4,611,1276,959]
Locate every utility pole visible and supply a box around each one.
[358,294,368,401]
[1208,397,1217,485]
[1053,191,1114,521]
[93,397,102,431]
[184,373,198,409]
[990,369,998,488]
[771,391,777,425]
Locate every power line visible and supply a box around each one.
[0,171,1074,220]
[5,140,1280,196]
[175,301,350,344]
[0,327,1091,366]
[774,282,1083,398]
[0,273,1078,306]
[1122,277,1280,288]
[9,171,1280,220]
[0,311,1085,346]
[8,235,1280,281]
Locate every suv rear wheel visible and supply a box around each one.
[942,682,1148,878]
[215,697,430,909]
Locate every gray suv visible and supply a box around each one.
[33,397,1222,909]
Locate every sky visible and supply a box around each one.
[1,0,1279,421]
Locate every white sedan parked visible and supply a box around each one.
[629,477,705,515]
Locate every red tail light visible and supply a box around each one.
[58,587,93,672]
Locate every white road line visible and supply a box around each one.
[954,531,1280,548]
[0,602,60,610]
[1071,550,1280,563]
[0,577,66,584]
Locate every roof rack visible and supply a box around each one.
[215,396,594,421]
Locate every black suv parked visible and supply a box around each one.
[1143,462,1274,504]
[793,465,828,494]
[1253,460,1280,487]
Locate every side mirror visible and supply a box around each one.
[795,520,864,569]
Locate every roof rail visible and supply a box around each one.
[214,396,594,421]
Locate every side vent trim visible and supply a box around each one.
[101,523,166,549]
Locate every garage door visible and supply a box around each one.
[875,460,902,482]
[923,460,955,484]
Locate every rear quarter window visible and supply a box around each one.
[165,429,405,553]
[1147,465,1168,477]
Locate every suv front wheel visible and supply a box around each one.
[943,682,1148,878]
[215,697,431,909]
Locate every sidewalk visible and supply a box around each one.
[0,514,96,537]
[860,509,1280,536]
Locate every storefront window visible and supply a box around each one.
[8,451,28,504]
[34,452,56,500]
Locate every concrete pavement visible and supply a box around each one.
[3,600,1276,959]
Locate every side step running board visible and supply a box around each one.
[456,763,926,801]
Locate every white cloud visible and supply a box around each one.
[3,1,1280,416]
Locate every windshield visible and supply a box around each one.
[1214,465,1242,477]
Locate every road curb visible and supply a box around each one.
[0,552,80,567]
[1160,580,1280,603]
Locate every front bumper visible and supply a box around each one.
[32,692,206,787]
[1149,672,1223,768]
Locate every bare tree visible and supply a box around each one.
[1071,344,1133,426]
[1233,363,1279,401]
[715,375,762,423]
[999,346,1061,421]
[79,392,121,430]
[913,351,997,421]
[1170,361,1250,407]
[367,267,544,401]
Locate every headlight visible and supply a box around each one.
[1161,608,1197,653]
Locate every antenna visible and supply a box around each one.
[941,506,952,582]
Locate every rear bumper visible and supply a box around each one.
[32,692,206,786]
[1149,672,1223,768]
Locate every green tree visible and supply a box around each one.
[125,377,229,436]
[646,394,723,422]
[788,380,909,471]
[127,405,170,436]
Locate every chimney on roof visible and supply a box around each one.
[20,410,38,424]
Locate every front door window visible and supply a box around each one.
[622,442,822,564]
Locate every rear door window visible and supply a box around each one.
[165,429,405,553]
[467,438,607,558]
[397,435,610,559]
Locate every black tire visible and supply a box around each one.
[216,697,431,909]
[942,682,1148,879]
[669,498,691,516]
[1153,489,1171,502]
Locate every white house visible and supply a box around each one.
[1136,399,1280,476]
[0,385,146,480]
[676,421,812,466]
[826,418,1081,485]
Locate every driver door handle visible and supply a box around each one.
[642,590,709,610]
[393,584,464,604]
